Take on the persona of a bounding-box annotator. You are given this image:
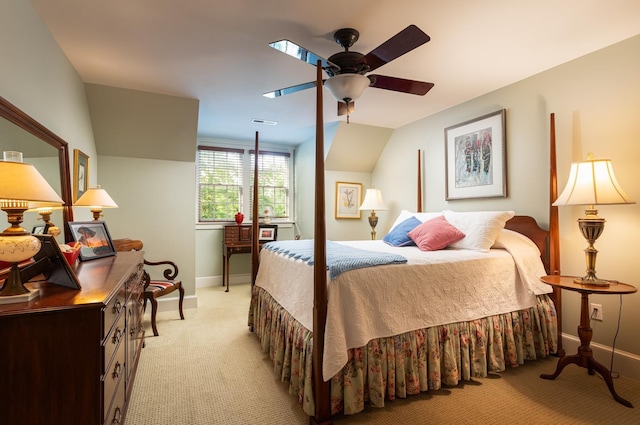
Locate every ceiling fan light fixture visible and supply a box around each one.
[324,74,370,102]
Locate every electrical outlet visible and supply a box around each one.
[590,303,603,321]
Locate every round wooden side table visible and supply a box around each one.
[539,275,637,407]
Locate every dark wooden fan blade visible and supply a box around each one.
[337,100,355,116]
[263,81,320,98]
[268,39,338,71]
[364,25,430,72]
[368,74,434,95]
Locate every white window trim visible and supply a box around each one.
[196,137,295,224]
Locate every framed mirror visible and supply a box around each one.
[0,96,74,242]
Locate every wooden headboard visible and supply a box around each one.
[505,215,550,274]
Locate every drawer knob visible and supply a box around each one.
[112,328,123,345]
[112,361,122,380]
[111,407,122,424]
[112,299,122,314]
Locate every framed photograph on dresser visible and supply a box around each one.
[31,234,82,289]
[259,224,278,241]
[32,224,51,235]
[68,221,116,261]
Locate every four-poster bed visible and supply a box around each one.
[249,64,561,424]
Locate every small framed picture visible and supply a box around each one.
[259,224,278,241]
[68,221,116,261]
[73,149,90,202]
[32,224,51,235]
[31,234,81,289]
[335,181,362,219]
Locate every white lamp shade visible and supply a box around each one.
[359,189,387,211]
[324,74,371,102]
[553,158,634,206]
[0,161,64,205]
[74,186,118,208]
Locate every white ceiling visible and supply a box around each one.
[28,0,640,146]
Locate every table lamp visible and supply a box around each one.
[359,188,387,240]
[28,204,64,236]
[553,154,635,286]
[74,185,118,220]
[0,151,64,301]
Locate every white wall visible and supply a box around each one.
[373,34,640,372]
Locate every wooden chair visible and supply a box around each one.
[113,238,184,336]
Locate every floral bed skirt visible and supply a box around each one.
[249,285,558,417]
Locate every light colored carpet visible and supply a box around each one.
[127,284,640,425]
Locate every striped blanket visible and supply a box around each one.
[262,240,407,279]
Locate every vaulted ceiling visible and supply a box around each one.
[29,1,640,145]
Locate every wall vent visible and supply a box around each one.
[251,118,278,125]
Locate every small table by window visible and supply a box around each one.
[539,275,637,407]
[222,224,277,292]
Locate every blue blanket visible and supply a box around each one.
[262,240,407,279]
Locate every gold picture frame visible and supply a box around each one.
[335,181,362,219]
[73,149,90,202]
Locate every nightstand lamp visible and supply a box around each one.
[74,185,118,221]
[553,154,635,286]
[0,151,64,301]
[359,188,387,240]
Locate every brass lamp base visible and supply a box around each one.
[368,212,379,240]
[90,208,103,221]
[575,209,609,287]
[573,275,610,287]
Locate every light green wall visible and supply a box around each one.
[85,83,199,162]
[373,34,640,363]
[0,0,96,177]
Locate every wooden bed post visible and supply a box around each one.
[251,131,259,287]
[417,149,423,213]
[549,113,563,354]
[311,61,331,425]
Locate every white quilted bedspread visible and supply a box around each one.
[254,229,551,381]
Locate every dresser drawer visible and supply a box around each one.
[103,332,126,423]
[104,310,126,372]
[224,225,252,243]
[125,263,144,296]
[104,367,126,425]
[103,286,127,339]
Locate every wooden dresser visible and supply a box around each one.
[0,251,146,425]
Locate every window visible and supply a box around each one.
[197,145,292,222]
[250,150,290,220]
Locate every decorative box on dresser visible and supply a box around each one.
[0,251,146,425]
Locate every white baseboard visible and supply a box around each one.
[196,273,251,288]
[561,333,640,381]
[148,294,197,313]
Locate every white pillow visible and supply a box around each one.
[443,210,515,252]
[388,210,442,232]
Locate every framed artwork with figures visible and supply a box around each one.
[444,109,507,200]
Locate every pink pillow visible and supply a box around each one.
[408,215,466,251]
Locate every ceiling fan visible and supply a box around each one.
[264,25,434,117]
